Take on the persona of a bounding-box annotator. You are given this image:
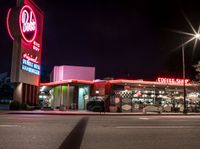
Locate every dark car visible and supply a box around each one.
[86,100,105,112]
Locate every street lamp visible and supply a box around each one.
[195,33,200,39]
[181,33,200,114]
[171,12,200,113]
[182,45,187,114]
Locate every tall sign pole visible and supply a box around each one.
[7,0,44,105]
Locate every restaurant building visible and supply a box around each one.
[40,65,95,110]
[40,66,200,112]
[107,78,199,112]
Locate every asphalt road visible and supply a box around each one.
[0,114,200,149]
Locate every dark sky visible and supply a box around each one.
[1,0,200,81]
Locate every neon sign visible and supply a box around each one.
[22,59,40,75]
[23,53,39,64]
[19,5,37,43]
[6,8,14,40]
[157,77,190,84]
[33,41,40,51]
[7,1,44,86]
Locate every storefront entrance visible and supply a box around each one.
[39,80,92,110]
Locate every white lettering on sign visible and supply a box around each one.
[22,10,36,32]
[157,77,190,85]
[22,59,40,75]
[23,53,39,64]
[33,41,40,51]
[19,5,37,43]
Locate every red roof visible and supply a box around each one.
[40,79,94,86]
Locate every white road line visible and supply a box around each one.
[139,118,149,120]
[0,125,20,127]
[115,126,195,129]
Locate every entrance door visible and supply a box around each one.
[78,87,89,110]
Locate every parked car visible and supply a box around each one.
[86,100,105,112]
[143,105,162,114]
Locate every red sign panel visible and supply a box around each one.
[19,5,37,43]
[7,0,44,86]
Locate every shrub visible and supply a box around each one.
[20,103,27,110]
[34,105,42,110]
[26,105,34,110]
[9,101,35,110]
[9,100,20,110]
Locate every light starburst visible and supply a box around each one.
[170,13,200,57]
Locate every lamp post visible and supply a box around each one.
[170,15,200,113]
[182,45,187,114]
[181,33,200,114]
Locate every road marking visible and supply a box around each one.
[115,126,195,129]
[0,125,20,127]
[139,118,149,120]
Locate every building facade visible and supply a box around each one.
[107,79,200,112]
[40,65,95,110]
[40,68,200,112]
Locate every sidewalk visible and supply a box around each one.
[1,110,200,116]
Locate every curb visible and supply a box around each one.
[2,111,200,116]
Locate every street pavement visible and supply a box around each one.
[0,114,200,149]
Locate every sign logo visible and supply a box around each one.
[19,5,37,43]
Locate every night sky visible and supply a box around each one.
[1,0,200,82]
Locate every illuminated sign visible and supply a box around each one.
[7,1,44,86]
[19,5,37,43]
[6,0,44,106]
[6,8,14,40]
[23,53,39,64]
[7,5,37,43]
[33,41,40,51]
[157,77,190,84]
[22,59,40,75]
